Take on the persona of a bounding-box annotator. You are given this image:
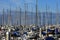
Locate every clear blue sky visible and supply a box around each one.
[0,0,60,13]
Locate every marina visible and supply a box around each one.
[0,0,60,40]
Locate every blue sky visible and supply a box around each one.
[0,0,60,13]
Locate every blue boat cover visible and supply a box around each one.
[45,36,55,40]
[42,31,46,36]
[54,28,60,34]
[23,32,27,35]
[32,28,36,31]
[47,29,52,32]
[13,31,20,37]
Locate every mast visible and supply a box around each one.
[35,0,39,40]
[46,4,51,26]
[24,1,28,27]
[26,4,28,26]
[35,0,38,27]
[2,8,5,26]
[25,3,26,26]
[55,0,59,38]
[19,8,21,26]
[31,7,34,25]
[46,0,48,26]
[50,10,52,26]
[43,10,45,27]
[16,7,19,26]
[31,7,33,25]
[7,9,8,25]
[10,7,11,26]
[56,0,59,26]
[45,0,48,36]
[14,8,17,26]
[39,10,41,27]
[8,7,11,26]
